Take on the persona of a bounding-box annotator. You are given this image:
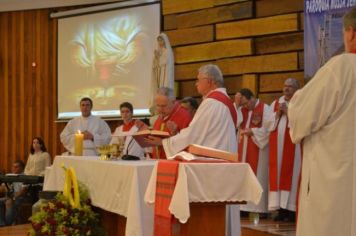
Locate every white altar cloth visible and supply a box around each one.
[144,162,262,223]
[44,156,156,236]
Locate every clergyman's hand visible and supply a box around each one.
[144,136,163,146]
[166,121,178,135]
[82,131,94,141]
[240,128,253,137]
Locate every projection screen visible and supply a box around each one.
[57,3,160,119]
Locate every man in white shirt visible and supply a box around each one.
[60,97,111,156]
[288,7,356,236]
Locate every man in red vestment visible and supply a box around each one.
[236,88,270,214]
[150,87,192,159]
[265,78,301,221]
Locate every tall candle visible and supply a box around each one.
[74,130,84,156]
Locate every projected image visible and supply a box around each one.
[58,4,160,119]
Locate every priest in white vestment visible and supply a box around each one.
[265,78,301,221]
[60,97,111,156]
[288,8,356,236]
[236,89,269,213]
[146,64,240,236]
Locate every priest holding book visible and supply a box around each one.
[148,87,192,159]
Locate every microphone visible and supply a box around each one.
[121,136,140,161]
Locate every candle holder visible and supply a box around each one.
[96,143,125,161]
[96,145,112,160]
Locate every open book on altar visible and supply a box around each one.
[131,130,170,148]
[167,144,238,162]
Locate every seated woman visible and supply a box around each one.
[110,102,147,159]
[24,137,51,176]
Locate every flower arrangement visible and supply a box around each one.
[29,166,104,236]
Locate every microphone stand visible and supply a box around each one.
[121,136,140,161]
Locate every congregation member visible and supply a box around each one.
[60,97,111,156]
[24,137,51,176]
[265,78,301,221]
[0,160,26,226]
[149,87,192,159]
[235,88,269,214]
[145,64,240,235]
[180,96,199,117]
[110,102,146,159]
[288,7,356,236]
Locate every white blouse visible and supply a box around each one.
[24,152,51,176]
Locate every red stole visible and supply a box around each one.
[206,91,237,127]
[238,101,264,174]
[269,100,296,192]
[152,103,192,159]
[122,120,135,132]
[154,160,179,236]
[154,159,230,236]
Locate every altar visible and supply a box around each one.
[44,156,262,236]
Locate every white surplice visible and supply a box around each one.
[162,88,240,236]
[265,96,301,211]
[163,88,237,156]
[288,53,356,236]
[110,124,145,159]
[60,115,111,156]
[239,99,270,213]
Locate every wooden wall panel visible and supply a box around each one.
[163,14,177,30]
[162,0,214,15]
[175,62,209,80]
[256,0,304,17]
[255,32,303,55]
[216,13,299,39]
[214,0,248,6]
[298,51,304,70]
[176,1,253,29]
[259,92,282,105]
[165,26,214,46]
[175,39,253,63]
[224,74,257,95]
[179,80,200,97]
[217,52,299,75]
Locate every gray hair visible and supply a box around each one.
[343,7,356,29]
[286,78,300,89]
[156,87,176,100]
[198,64,224,87]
